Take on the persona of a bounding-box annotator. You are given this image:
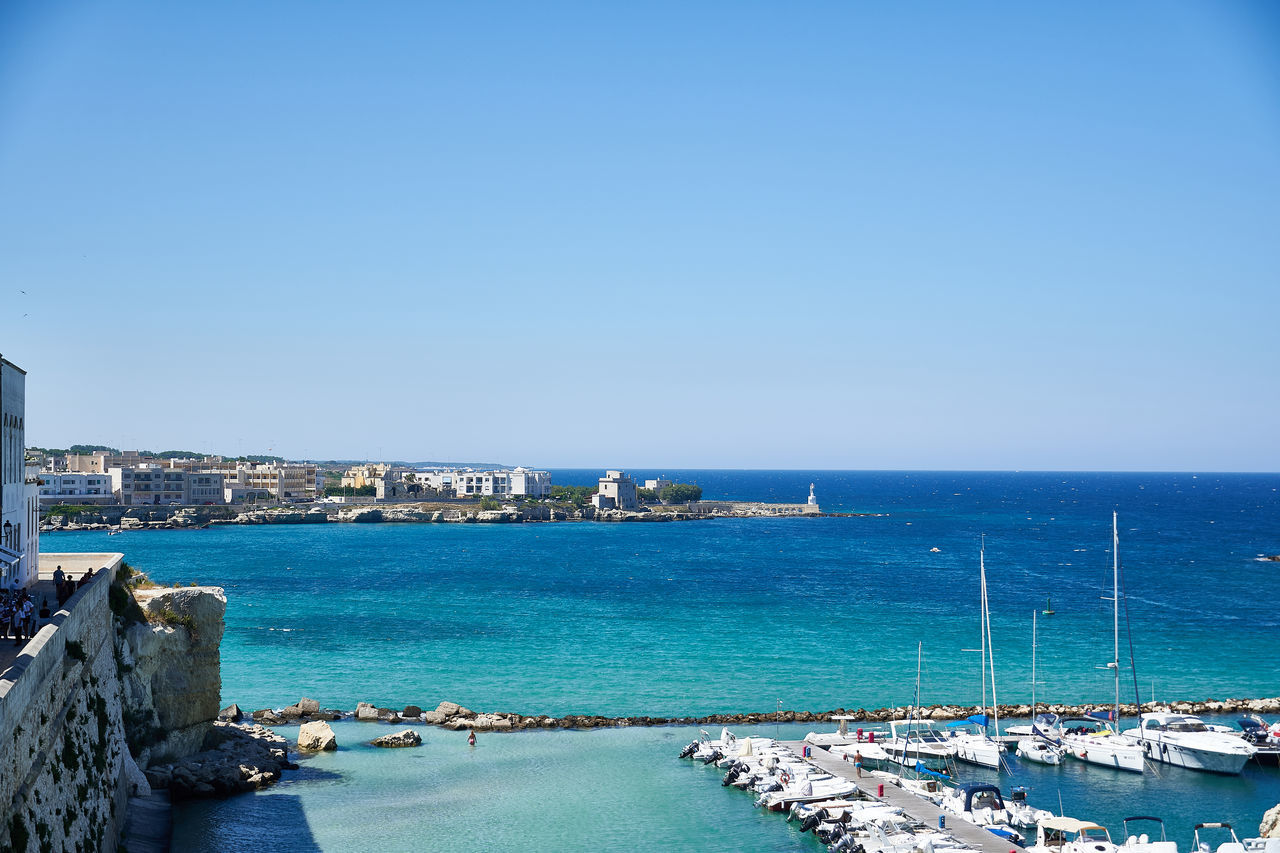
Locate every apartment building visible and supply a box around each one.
[38,472,116,506]
[1,356,40,588]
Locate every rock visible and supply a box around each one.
[219,703,243,722]
[436,701,475,718]
[402,705,423,718]
[279,705,303,719]
[421,711,447,725]
[355,702,380,722]
[297,697,320,714]
[297,721,337,751]
[1262,804,1280,838]
[372,729,423,748]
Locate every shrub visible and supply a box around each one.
[659,483,703,503]
[65,641,86,662]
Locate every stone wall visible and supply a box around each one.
[0,554,226,852]
[0,557,132,853]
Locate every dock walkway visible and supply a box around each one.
[779,741,1018,853]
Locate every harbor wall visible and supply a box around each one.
[0,556,131,853]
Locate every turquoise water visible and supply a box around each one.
[47,471,1280,850]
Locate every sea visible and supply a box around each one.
[46,470,1280,851]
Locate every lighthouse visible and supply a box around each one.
[805,483,819,514]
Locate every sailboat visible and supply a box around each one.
[950,542,1006,770]
[1016,610,1067,765]
[1038,512,1145,773]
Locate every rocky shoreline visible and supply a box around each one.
[229,695,1280,734]
[41,502,870,532]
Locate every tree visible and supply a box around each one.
[659,483,702,503]
[637,487,658,503]
[479,497,500,511]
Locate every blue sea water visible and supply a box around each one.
[47,471,1280,851]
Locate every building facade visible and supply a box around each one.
[592,470,637,511]
[37,472,116,506]
[417,467,552,499]
[1,356,39,588]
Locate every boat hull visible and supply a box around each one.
[1063,736,1145,773]
[1133,736,1251,775]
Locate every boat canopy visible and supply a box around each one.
[1085,710,1116,722]
[913,761,951,780]
[947,714,989,727]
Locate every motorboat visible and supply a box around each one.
[1238,715,1280,767]
[754,771,858,811]
[1028,816,1118,853]
[882,717,958,766]
[1041,712,1146,773]
[1119,816,1178,853]
[804,715,889,747]
[1193,822,1280,853]
[939,782,1047,843]
[1122,713,1255,774]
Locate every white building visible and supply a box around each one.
[418,467,552,499]
[1,356,39,589]
[643,477,672,493]
[509,467,552,498]
[38,472,116,506]
[592,470,637,511]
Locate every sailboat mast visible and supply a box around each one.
[1113,510,1121,731]
[980,540,987,716]
[1031,609,1037,715]
[985,559,1000,737]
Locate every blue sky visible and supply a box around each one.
[2,1,1277,469]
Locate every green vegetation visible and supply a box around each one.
[108,583,147,627]
[43,505,96,518]
[550,485,595,506]
[150,607,197,637]
[637,487,658,502]
[659,483,703,503]
[324,484,376,497]
[65,641,86,662]
[478,497,501,511]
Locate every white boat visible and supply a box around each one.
[1018,609,1068,765]
[804,715,889,747]
[1122,713,1255,774]
[1041,712,1145,772]
[1017,738,1066,765]
[950,717,1004,769]
[950,544,1006,770]
[1195,822,1280,853]
[882,717,957,765]
[755,772,859,810]
[1028,816,1118,853]
[1051,513,1146,773]
[1120,816,1178,853]
[938,783,1040,844]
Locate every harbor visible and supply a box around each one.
[681,722,1280,853]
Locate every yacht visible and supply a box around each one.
[1122,713,1255,774]
[1041,712,1146,773]
[882,717,957,765]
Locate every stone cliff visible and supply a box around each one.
[0,557,230,852]
[120,586,226,766]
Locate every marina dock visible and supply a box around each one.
[779,741,1020,853]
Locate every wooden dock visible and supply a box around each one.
[779,741,1019,853]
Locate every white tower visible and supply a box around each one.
[807,483,817,506]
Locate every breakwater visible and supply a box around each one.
[241,695,1280,732]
